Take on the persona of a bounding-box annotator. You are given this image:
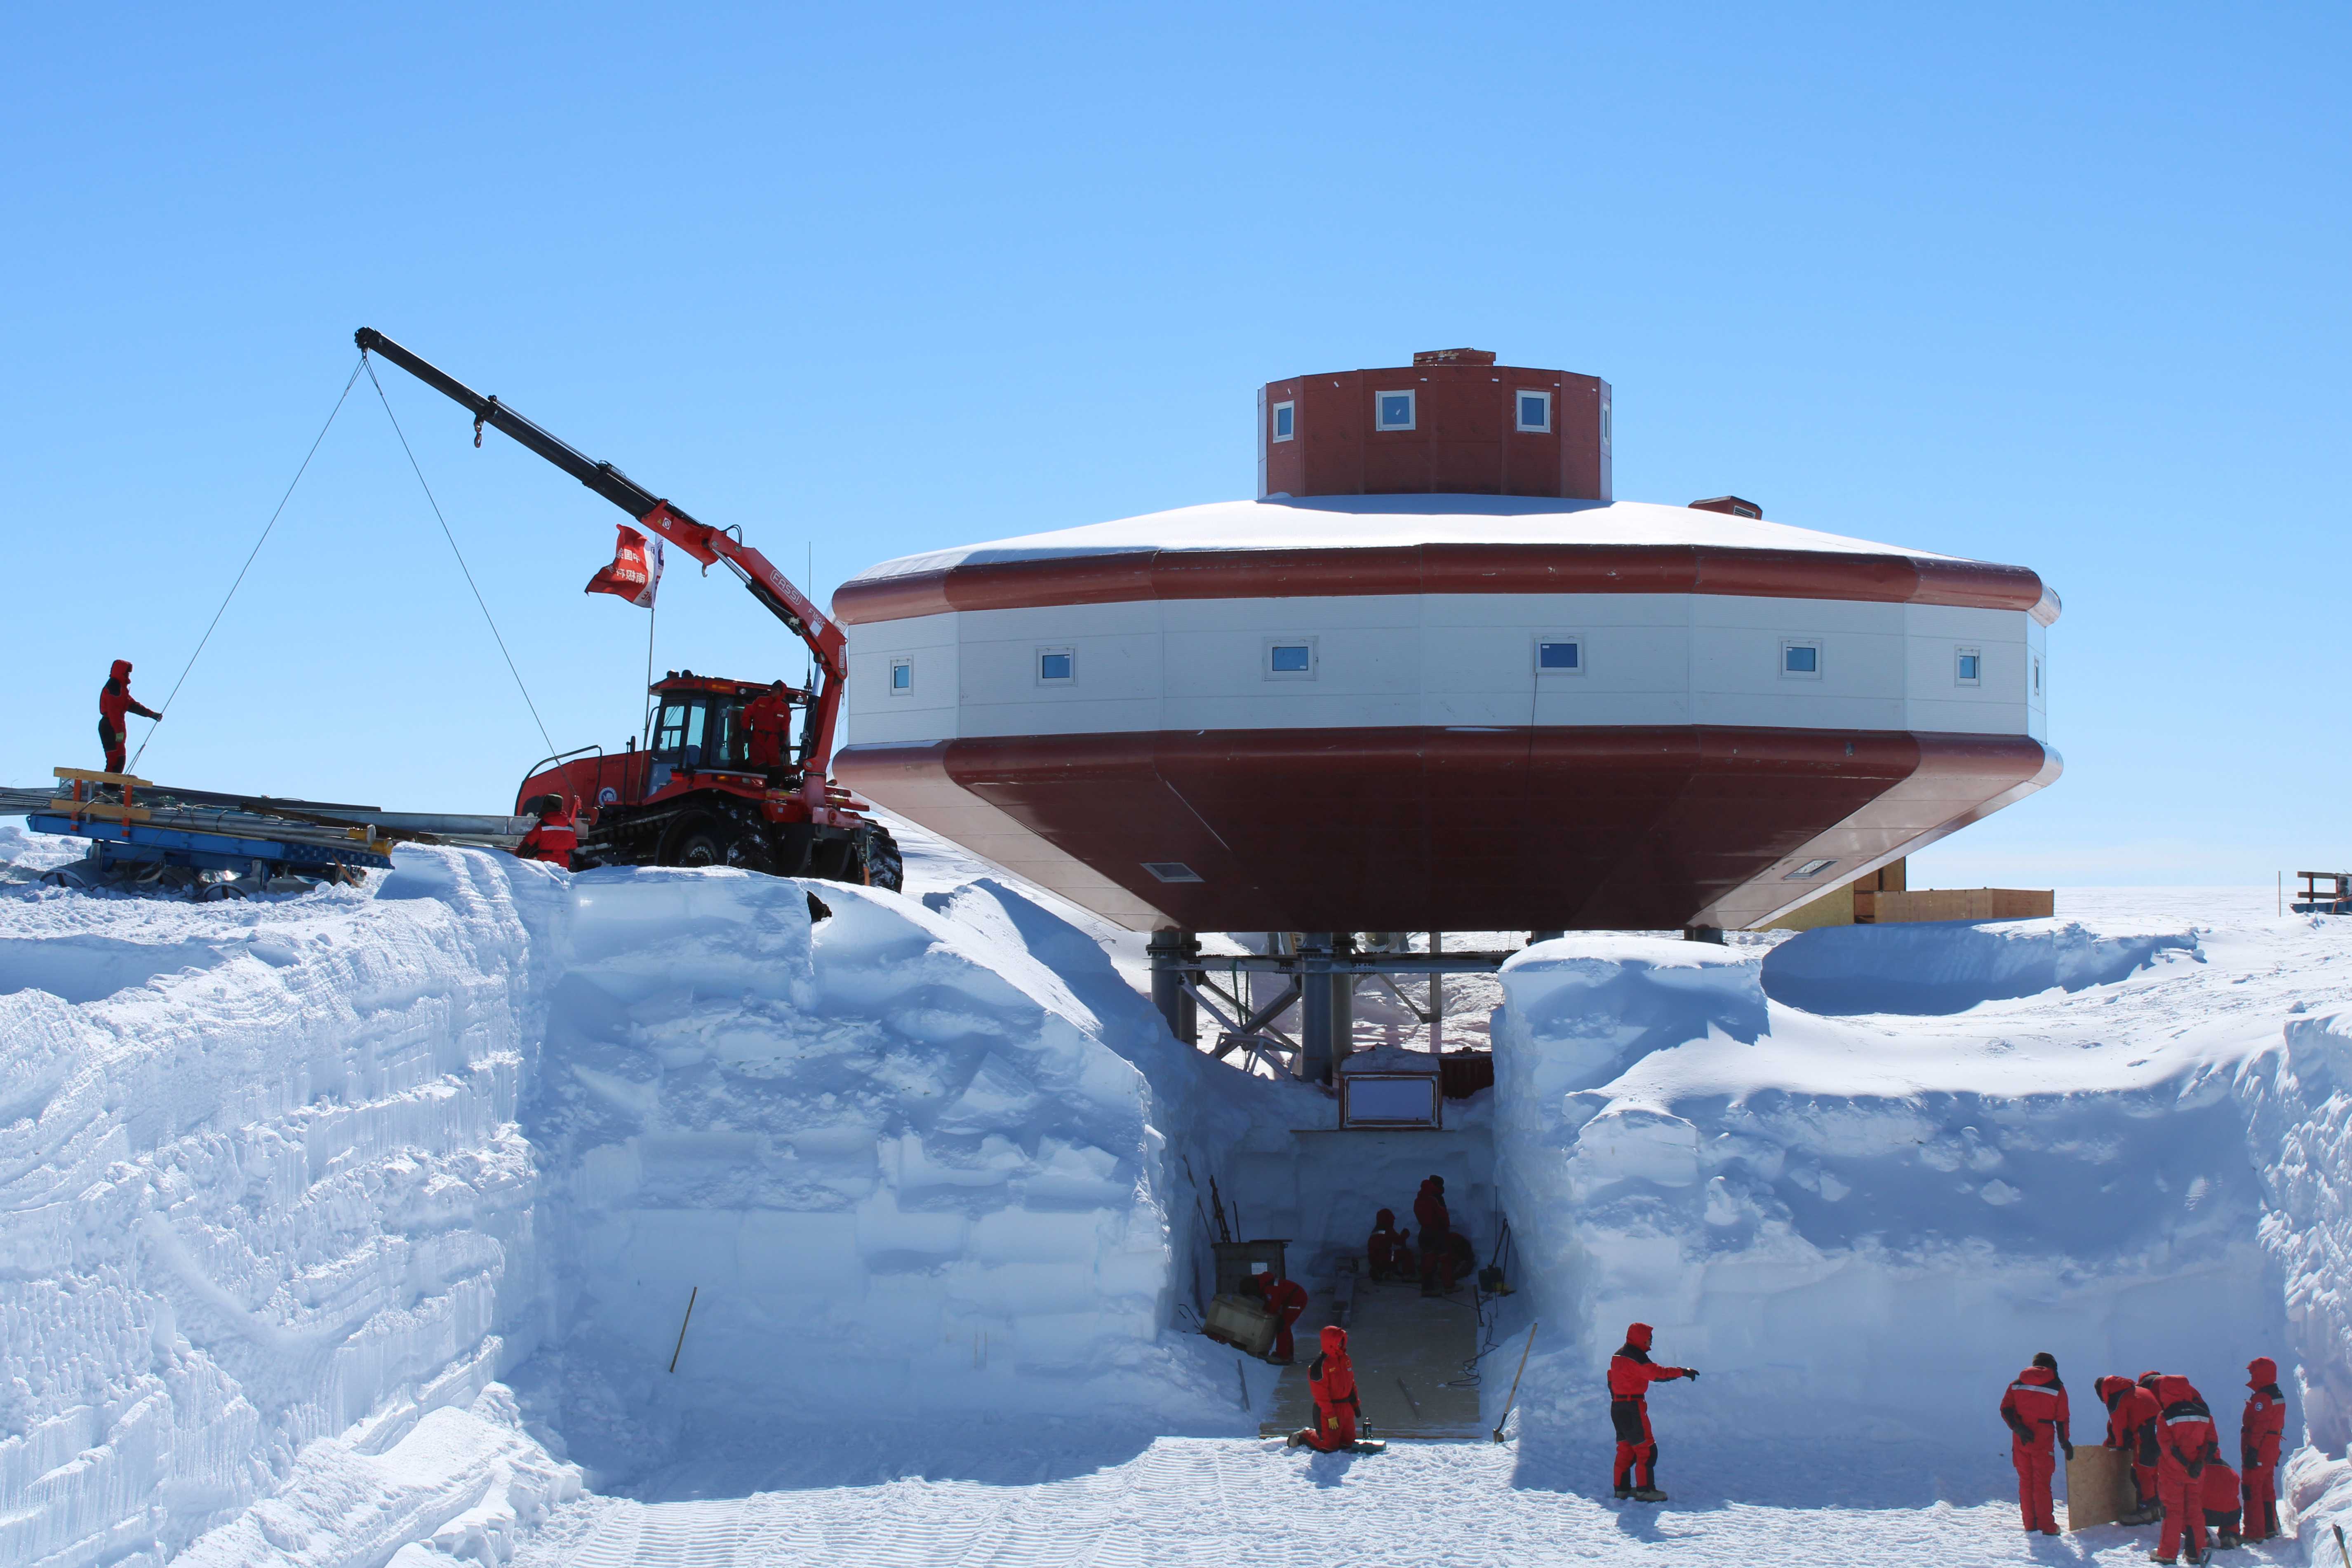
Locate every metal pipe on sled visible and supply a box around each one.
[5,770,529,900]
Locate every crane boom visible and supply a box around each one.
[354,327,849,797]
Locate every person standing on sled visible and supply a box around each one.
[2000,1352,2072,1536]
[2241,1356,2285,1543]
[2153,1373,2219,1565]
[1287,1325,1363,1451]
[98,659,160,775]
[1608,1322,1697,1502]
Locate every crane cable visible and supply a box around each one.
[362,355,557,760]
[131,357,368,772]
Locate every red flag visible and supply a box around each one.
[585,524,662,609]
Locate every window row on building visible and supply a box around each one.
[883,642,2041,694]
[1269,387,1559,440]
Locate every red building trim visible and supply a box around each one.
[833,543,2058,625]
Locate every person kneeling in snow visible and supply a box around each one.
[2154,1373,2220,1564]
[1367,1209,1411,1282]
[1255,1267,1308,1364]
[2241,1356,2285,1542]
[1288,1325,1362,1451]
[1608,1322,1697,1502]
[1999,1353,2072,1535]
[2200,1455,2242,1550]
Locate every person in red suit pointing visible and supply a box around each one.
[1608,1322,1697,1502]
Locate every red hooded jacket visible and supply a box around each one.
[2156,1375,2218,1480]
[1309,1324,1357,1415]
[2243,1357,2286,1470]
[2096,1374,2160,1455]
[100,660,160,730]
[2000,1365,2070,1455]
[1607,1323,1691,1401]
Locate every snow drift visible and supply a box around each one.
[1760,916,2197,1016]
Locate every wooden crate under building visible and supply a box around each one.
[1770,859,2053,929]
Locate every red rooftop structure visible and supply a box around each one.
[1258,348,1612,501]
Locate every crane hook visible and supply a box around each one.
[474,395,500,449]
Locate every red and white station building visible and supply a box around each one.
[830,351,2058,936]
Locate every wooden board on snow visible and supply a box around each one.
[2067,1443,2132,1531]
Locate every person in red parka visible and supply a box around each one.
[2241,1355,2286,1542]
[98,659,160,775]
[2154,1373,2219,1564]
[1999,1353,2073,1535]
[742,681,794,776]
[1256,1267,1308,1364]
[1608,1321,1697,1502]
[1287,1324,1362,1451]
[514,795,577,869]
[1367,1209,1410,1282]
[1414,1175,1453,1296]
[2201,1455,2243,1550]
[2097,1373,2164,1523]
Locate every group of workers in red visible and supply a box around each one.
[2001,1352,2286,1559]
[1366,1176,1475,1297]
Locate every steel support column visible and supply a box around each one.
[1148,929,1200,1044]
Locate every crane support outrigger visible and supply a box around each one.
[355,327,900,889]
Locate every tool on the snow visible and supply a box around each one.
[1394,1376,1422,1418]
[1492,1321,1538,1442]
[1207,1176,1234,1244]
[668,1285,698,1374]
[355,328,900,890]
[2335,1521,2349,1568]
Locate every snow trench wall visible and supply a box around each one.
[1492,930,2286,1458]
[523,868,1223,1466]
[0,851,564,1568]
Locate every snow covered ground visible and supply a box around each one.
[6,812,2351,1566]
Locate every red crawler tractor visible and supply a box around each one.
[357,328,900,889]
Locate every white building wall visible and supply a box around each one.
[843,594,2040,746]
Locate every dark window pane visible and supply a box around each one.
[1786,646,1818,673]
[1040,652,1073,681]
[1270,645,1311,673]
[891,663,910,689]
[1538,641,1579,670]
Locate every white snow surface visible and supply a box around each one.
[846,494,1966,582]
[7,818,2352,1566]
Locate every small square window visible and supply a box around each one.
[1536,638,1582,673]
[1271,401,1295,442]
[889,659,913,695]
[1955,647,1982,686]
[1264,638,1317,679]
[1375,390,1416,431]
[1037,648,1075,684]
[1782,641,1821,677]
[1515,390,1551,433]
[1142,861,1203,883]
[1784,857,1837,881]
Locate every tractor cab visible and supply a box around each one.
[644,670,811,795]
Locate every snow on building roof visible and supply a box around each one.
[847,495,1962,584]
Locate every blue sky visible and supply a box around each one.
[3,4,2343,886]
